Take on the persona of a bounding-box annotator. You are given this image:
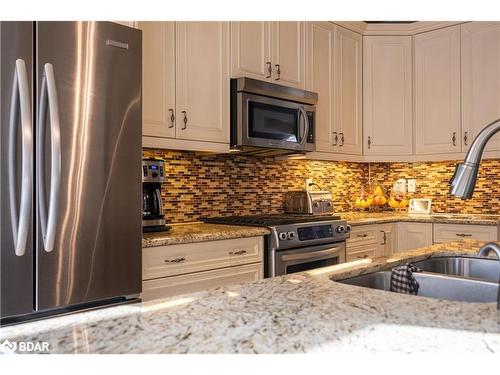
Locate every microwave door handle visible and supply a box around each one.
[298,108,309,145]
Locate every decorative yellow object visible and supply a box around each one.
[373,186,384,197]
[388,197,400,208]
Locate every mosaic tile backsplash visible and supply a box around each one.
[143,149,500,223]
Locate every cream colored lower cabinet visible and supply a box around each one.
[396,223,433,252]
[433,223,498,243]
[142,236,264,301]
[346,224,394,261]
[143,263,262,301]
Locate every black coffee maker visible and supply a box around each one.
[142,158,168,232]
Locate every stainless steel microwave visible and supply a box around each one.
[230,77,318,154]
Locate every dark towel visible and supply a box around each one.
[390,263,422,295]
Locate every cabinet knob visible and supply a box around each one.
[452,132,457,146]
[339,132,344,147]
[332,132,338,146]
[367,136,372,149]
[181,110,187,130]
[464,132,468,146]
[168,108,175,128]
[274,64,281,80]
[266,62,272,78]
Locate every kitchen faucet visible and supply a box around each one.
[477,243,500,310]
[449,118,500,310]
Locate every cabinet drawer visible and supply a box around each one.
[142,263,263,301]
[347,225,379,247]
[433,224,498,244]
[143,236,263,280]
[346,245,377,262]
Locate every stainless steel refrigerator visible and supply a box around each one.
[1,21,142,323]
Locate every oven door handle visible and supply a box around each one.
[281,247,342,262]
[298,107,309,145]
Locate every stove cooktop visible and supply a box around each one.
[203,214,342,227]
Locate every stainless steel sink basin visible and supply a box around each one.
[339,271,499,303]
[413,257,499,283]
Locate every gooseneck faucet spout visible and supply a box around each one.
[449,119,500,199]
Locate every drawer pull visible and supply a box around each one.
[357,254,370,259]
[229,250,247,255]
[357,234,369,238]
[455,233,472,237]
[164,257,186,263]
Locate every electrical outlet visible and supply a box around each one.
[407,179,416,193]
[305,178,313,191]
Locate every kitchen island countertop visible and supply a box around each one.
[2,239,499,354]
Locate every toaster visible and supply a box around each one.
[285,191,334,215]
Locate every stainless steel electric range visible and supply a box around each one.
[203,214,351,278]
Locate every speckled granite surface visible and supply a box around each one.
[2,239,499,354]
[342,212,500,226]
[142,223,270,248]
[143,213,499,248]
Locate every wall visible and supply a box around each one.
[143,149,369,223]
[143,149,500,223]
[368,160,500,215]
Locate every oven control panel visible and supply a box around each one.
[276,223,351,246]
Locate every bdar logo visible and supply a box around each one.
[0,339,17,354]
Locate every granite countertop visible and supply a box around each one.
[2,239,499,354]
[142,223,270,248]
[143,213,499,248]
[341,211,500,226]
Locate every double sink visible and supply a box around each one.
[340,257,499,303]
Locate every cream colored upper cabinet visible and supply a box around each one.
[415,26,461,154]
[333,25,363,155]
[231,21,305,89]
[271,22,306,89]
[363,36,413,155]
[306,22,335,152]
[230,22,272,81]
[139,22,176,139]
[462,22,500,152]
[176,22,230,143]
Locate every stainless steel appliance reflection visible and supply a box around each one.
[1,21,142,324]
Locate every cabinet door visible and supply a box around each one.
[462,22,500,152]
[363,36,413,155]
[176,22,230,143]
[333,25,363,155]
[415,26,461,154]
[306,22,335,152]
[230,22,272,81]
[271,22,306,89]
[142,263,263,301]
[433,224,498,243]
[140,22,176,138]
[396,223,433,252]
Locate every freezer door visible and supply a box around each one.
[0,22,34,320]
[36,22,142,311]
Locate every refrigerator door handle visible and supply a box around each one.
[37,63,61,252]
[8,59,33,257]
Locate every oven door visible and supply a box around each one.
[274,242,346,276]
[238,92,315,152]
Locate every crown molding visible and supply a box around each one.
[332,21,468,35]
